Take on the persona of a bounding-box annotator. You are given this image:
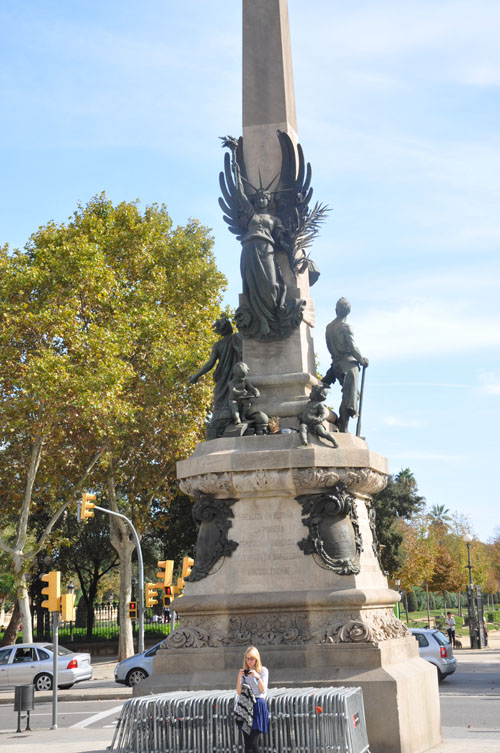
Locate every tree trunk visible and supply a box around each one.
[2,600,21,646]
[443,591,447,613]
[14,565,33,644]
[107,474,136,661]
[457,592,462,617]
[425,583,431,627]
[404,592,409,622]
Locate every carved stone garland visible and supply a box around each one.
[162,608,410,649]
[296,483,362,575]
[186,491,239,582]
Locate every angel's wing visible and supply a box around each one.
[274,131,329,273]
[219,136,253,240]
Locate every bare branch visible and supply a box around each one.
[14,434,45,554]
[34,441,109,554]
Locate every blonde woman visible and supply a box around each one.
[235,646,269,752]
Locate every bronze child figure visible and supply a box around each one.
[299,383,339,448]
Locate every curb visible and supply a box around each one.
[0,690,130,706]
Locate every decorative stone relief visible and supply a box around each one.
[164,608,409,649]
[292,467,340,489]
[297,483,362,575]
[338,468,388,494]
[187,492,239,582]
[178,466,387,498]
[233,469,290,494]
[367,499,384,567]
[179,472,234,497]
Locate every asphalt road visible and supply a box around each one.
[1,658,499,741]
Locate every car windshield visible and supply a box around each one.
[432,631,450,646]
[145,643,162,657]
[43,644,72,656]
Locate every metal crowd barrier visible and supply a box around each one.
[110,686,370,753]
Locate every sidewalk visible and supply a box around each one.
[1,727,499,753]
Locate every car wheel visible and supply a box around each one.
[437,669,446,682]
[126,668,148,687]
[34,673,53,691]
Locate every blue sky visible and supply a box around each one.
[1,1,499,541]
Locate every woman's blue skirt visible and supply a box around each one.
[252,698,269,734]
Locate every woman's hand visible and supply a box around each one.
[249,669,260,679]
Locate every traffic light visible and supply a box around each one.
[163,595,171,607]
[128,601,137,619]
[163,586,172,607]
[156,559,174,589]
[145,582,159,608]
[41,571,61,612]
[182,556,194,581]
[177,556,194,589]
[60,593,75,621]
[80,493,96,521]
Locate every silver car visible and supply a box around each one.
[0,642,92,691]
[114,640,165,687]
[410,627,457,681]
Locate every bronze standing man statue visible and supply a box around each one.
[323,298,368,433]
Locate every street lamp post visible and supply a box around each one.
[394,579,401,620]
[463,534,480,649]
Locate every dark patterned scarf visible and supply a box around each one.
[234,682,255,735]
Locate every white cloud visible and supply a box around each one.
[355,302,500,360]
[478,370,500,395]
[383,416,426,429]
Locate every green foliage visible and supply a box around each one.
[0,193,227,642]
[372,468,425,575]
[407,590,418,612]
[0,193,226,526]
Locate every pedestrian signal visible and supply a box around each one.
[128,601,137,619]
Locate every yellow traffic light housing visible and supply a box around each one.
[182,556,194,580]
[41,571,61,612]
[60,593,75,621]
[156,559,174,589]
[128,601,137,619]
[80,493,96,521]
[145,582,159,608]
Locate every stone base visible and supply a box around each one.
[137,640,441,753]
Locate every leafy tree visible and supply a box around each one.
[372,468,425,575]
[429,504,452,528]
[0,194,226,655]
[56,514,119,639]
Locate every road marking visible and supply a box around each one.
[71,704,124,728]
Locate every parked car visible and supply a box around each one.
[0,642,92,691]
[410,627,457,681]
[114,640,165,687]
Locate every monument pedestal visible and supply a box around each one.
[137,433,441,753]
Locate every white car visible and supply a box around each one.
[114,640,165,687]
[0,642,92,691]
[409,628,457,681]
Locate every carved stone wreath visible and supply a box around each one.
[187,492,239,582]
[296,483,362,574]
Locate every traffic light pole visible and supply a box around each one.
[91,505,145,654]
[51,611,59,729]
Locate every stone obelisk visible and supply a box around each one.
[240,0,316,427]
[143,4,442,753]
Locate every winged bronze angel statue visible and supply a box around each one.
[219,132,328,342]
